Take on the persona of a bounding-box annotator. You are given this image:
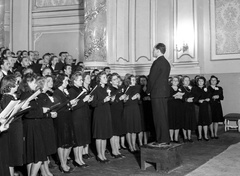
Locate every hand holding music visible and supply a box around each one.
[43,107,50,113]
[111,95,116,102]
[88,95,94,102]
[50,111,57,118]
[83,95,91,102]
[212,95,219,100]
[205,98,210,102]
[132,93,140,100]
[70,99,78,107]
[119,94,127,100]
[0,119,9,132]
[104,96,111,102]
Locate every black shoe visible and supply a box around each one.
[111,154,122,159]
[72,160,84,168]
[198,138,202,141]
[203,137,209,141]
[214,136,219,139]
[121,146,127,150]
[96,156,105,163]
[104,159,110,163]
[174,140,180,143]
[59,165,71,173]
[82,164,89,168]
[183,139,188,143]
[188,139,194,143]
[210,136,215,139]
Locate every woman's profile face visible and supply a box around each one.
[100,74,107,85]
[28,79,37,91]
[84,75,91,85]
[130,77,136,86]
[46,77,53,89]
[62,77,69,88]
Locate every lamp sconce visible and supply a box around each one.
[176,43,189,53]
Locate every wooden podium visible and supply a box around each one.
[140,143,182,172]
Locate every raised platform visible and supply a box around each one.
[140,142,182,172]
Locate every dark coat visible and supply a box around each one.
[147,56,171,98]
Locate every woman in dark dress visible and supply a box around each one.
[139,75,154,144]
[195,76,212,141]
[0,120,10,176]
[108,73,126,158]
[82,73,94,159]
[0,75,22,176]
[168,76,184,143]
[53,73,77,173]
[68,72,92,167]
[181,76,198,143]
[91,71,113,163]
[123,74,142,153]
[208,75,224,139]
[37,76,57,176]
[19,73,48,176]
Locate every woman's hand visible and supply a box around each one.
[43,107,50,113]
[212,95,219,100]
[83,95,90,102]
[205,98,210,102]
[111,95,116,102]
[0,119,9,132]
[88,95,94,102]
[199,100,204,103]
[119,94,127,100]
[104,96,111,102]
[50,112,57,118]
[70,99,78,107]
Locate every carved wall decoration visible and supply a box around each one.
[117,57,129,62]
[136,56,150,62]
[84,0,107,62]
[0,0,5,47]
[35,0,83,7]
[211,0,240,60]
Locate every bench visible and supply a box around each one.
[224,113,240,132]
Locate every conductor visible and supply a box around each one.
[147,43,171,146]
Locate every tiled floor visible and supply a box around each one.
[49,125,240,176]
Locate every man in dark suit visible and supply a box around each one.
[147,43,171,146]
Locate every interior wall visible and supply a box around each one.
[11,0,84,61]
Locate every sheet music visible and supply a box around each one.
[0,100,20,119]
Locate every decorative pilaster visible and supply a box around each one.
[84,0,107,69]
[0,0,5,47]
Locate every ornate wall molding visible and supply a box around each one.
[173,0,198,65]
[117,57,129,62]
[135,56,150,62]
[210,0,240,60]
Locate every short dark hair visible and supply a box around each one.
[209,75,220,85]
[53,73,67,88]
[1,49,10,57]
[155,43,166,54]
[18,73,37,93]
[96,71,107,84]
[0,57,8,66]
[1,75,16,94]
[103,67,110,71]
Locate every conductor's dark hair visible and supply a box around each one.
[155,43,166,54]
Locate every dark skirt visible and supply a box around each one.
[183,102,197,130]
[8,119,24,166]
[168,99,184,130]
[23,119,47,164]
[72,108,91,146]
[0,132,10,176]
[41,118,57,155]
[198,102,212,126]
[54,111,75,148]
[110,103,125,136]
[92,104,112,139]
[124,104,142,133]
[210,101,224,122]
